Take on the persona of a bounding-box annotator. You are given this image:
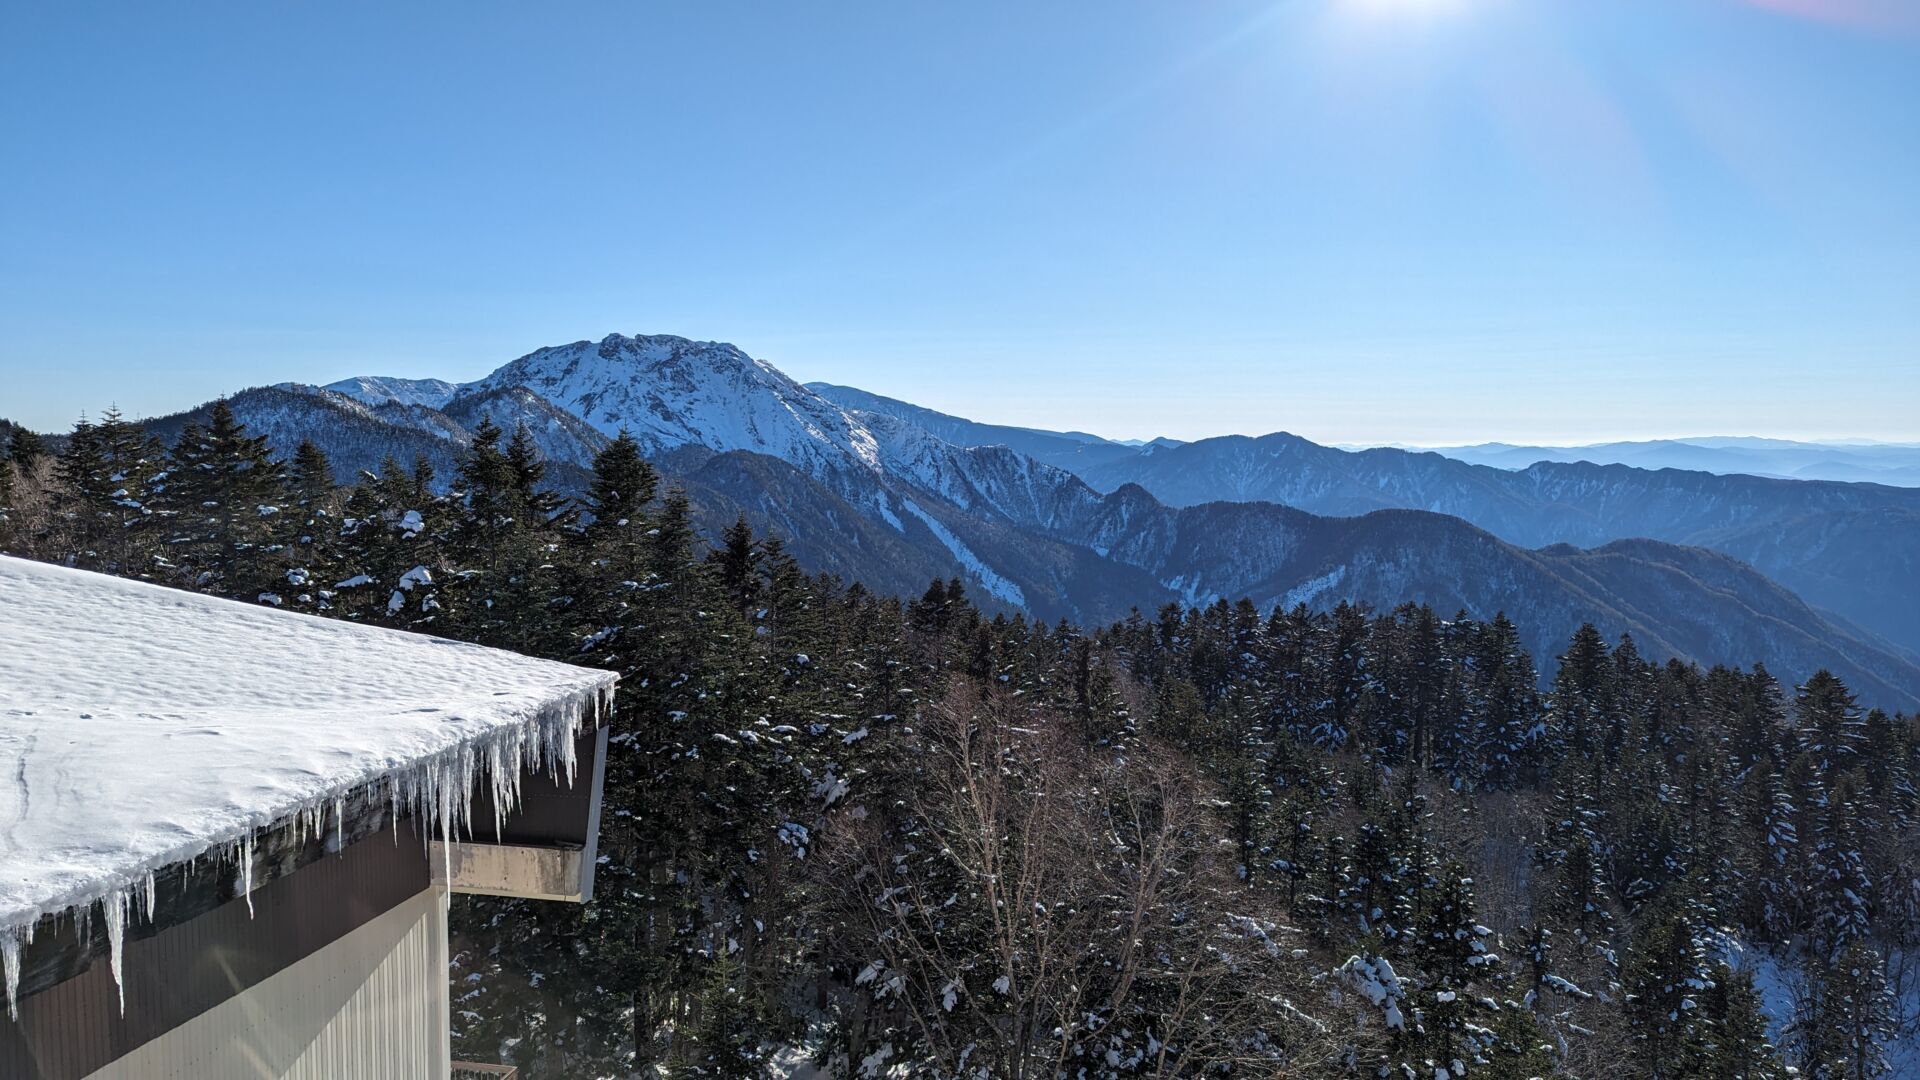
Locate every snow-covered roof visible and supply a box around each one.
[0,556,616,1005]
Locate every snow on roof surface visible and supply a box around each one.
[0,556,617,948]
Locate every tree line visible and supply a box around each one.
[2,406,1916,1078]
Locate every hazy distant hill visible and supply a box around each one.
[1425,436,1920,486]
[1064,434,1920,657]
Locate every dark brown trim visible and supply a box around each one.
[8,783,403,1004]
[0,820,431,1080]
[8,721,606,1004]
[464,726,606,847]
[1,715,610,1078]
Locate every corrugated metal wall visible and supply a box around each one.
[3,819,437,1079]
[83,886,449,1079]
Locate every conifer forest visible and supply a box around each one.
[3,407,1916,1080]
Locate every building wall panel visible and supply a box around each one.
[83,886,449,1080]
[1,821,434,1079]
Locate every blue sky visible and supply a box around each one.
[2,0,1916,444]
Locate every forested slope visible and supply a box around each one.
[3,409,1915,1078]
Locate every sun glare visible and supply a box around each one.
[1348,0,1469,16]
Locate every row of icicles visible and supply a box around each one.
[2,681,609,1020]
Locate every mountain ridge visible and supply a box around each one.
[88,332,1920,709]
[1421,435,1920,485]
[833,391,1920,655]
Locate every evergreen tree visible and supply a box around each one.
[1694,964,1790,1080]
[1729,665,1789,777]
[1796,671,1865,777]
[447,420,570,654]
[583,430,656,538]
[1622,899,1719,1078]
[578,430,657,619]
[1312,601,1371,748]
[452,418,516,568]
[290,439,335,502]
[2,424,44,551]
[327,456,445,626]
[7,426,47,474]
[0,449,14,549]
[1553,623,1614,760]
[686,951,764,1078]
[1471,612,1543,788]
[708,516,762,620]
[504,422,567,526]
[56,408,167,573]
[1795,940,1896,1079]
[1808,772,1874,961]
[1380,603,1445,770]
[162,400,291,598]
[1406,861,1500,1077]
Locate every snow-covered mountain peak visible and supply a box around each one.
[468,333,885,477]
[322,376,459,410]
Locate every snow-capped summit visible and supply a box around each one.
[322,376,460,410]
[467,334,882,478]
[466,333,1113,534]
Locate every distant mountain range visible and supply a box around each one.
[817,386,1920,665]
[1420,436,1920,487]
[16,333,1918,708]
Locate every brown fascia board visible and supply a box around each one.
[439,725,610,903]
[7,724,608,1010]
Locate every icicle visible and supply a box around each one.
[104,889,128,1015]
[457,745,476,840]
[439,758,456,891]
[2,923,30,1020]
[1,670,614,1026]
[238,833,256,918]
[562,711,580,787]
[297,801,324,849]
[488,741,509,839]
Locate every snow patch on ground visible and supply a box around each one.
[1729,941,1796,1046]
[1282,565,1348,609]
[1731,939,1920,1074]
[1338,953,1407,1030]
[898,500,1026,607]
[1160,572,1220,609]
